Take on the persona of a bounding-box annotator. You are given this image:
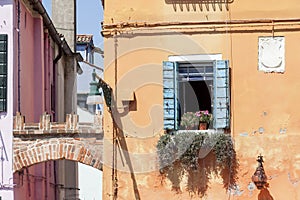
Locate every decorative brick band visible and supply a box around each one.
[13,137,103,172]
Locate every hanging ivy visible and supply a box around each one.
[157,131,239,195]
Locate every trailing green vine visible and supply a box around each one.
[157,131,239,195]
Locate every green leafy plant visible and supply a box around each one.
[157,131,238,195]
[180,112,199,129]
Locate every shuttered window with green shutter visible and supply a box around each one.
[163,59,230,130]
[0,34,8,113]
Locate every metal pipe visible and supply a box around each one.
[52,47,62,122]
[17,0,21,112]
[103,18,300,29]
[81,60,104,72]
[26,168,31,198]
[103,22,300,37]
[45,162,48,200]
[102,18,300,37]
[54,161,57,200]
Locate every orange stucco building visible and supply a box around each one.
[101,0,300,199]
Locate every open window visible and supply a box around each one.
[163,59,230,131]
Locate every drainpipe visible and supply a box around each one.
[54,161,57,200]
[45,162,48,200]
[54,47,62,64]
[52,47,62,122]
[26,168,31,198]
[17,0,21,112]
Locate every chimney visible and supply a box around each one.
[52,0,76,51]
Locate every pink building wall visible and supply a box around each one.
[18,1,53,122]
[19,2,45,122]
[14,162,56,200]
[13,1,56,200]
[44,32,53,115]
[0,0,78,199]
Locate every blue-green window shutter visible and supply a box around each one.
[213,60,230,129]
[0,34,8,113]
[163,61,179,130]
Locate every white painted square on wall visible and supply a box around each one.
[258,36,285,73]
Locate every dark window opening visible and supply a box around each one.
[178,63,213,129]
[179,81,212,114]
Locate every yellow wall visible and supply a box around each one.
[104,0,300,23]
[102,0,300,199]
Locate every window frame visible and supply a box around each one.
[0,34,8,114]
[163,55,230,131]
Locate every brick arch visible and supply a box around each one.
[13,137,103,172]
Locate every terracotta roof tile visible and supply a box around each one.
[76,34,93,44]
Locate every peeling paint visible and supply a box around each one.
[247,182,255,196]
[288,172,300,186]
[240,132,248,137]
[279,128,287,134]
[229,185,244,196]
[269,174,279,180]
[263,111,268,116]
[258,127,264,134]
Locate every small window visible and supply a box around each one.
[0,34,8,113]
[163,59,230,131]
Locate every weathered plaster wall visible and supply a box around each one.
[43,32,53,114]
[104,0,300,23]
[104,0,227,23]
[55,48,65,123]
[231,0,300,19]
[52,0,76,51]
[20,2,36,121]
[13,161,57,200]
[230,30,300,199]
[103,0,300,199]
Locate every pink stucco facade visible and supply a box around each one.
[19,2,52,122]
[13,1,56,200]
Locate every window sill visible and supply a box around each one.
[176,129,224,134]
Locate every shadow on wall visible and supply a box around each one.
[258,188,274,200]
[165,0,234,12]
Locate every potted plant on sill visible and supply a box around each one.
[195,110,212,130]
[180,112,199,130]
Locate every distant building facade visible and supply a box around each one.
[0,0,82,199]
[76,34,103,117]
